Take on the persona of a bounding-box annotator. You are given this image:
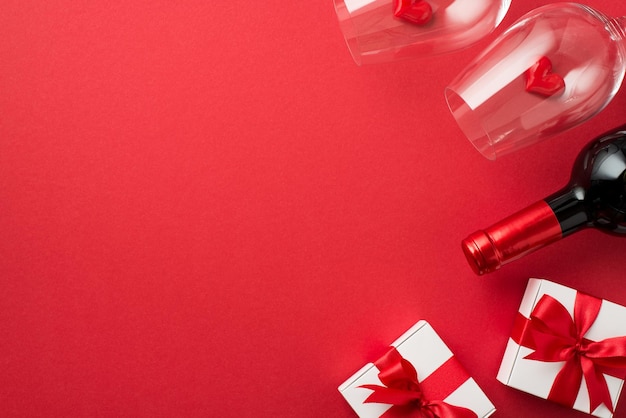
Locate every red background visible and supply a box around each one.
[1,1,626,417]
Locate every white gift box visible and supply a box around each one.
[339,320,496,417]
[497,278,626,418]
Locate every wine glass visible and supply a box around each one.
[445,3,626,160]
[333,0,511,65]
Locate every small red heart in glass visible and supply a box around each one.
[525,56,565,97]
[393,0,433,25]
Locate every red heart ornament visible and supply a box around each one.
[393,0,433,25]
[525,56,565,97]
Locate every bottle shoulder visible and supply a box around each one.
[573,134,626,234]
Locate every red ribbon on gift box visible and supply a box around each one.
[511,292,626,413]
[359,346,477,418]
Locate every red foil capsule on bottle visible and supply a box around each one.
[462,201,563,275]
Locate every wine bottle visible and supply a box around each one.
[463,124,626,275]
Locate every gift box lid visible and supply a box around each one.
[497,278,626,418]
[339,320,496,418]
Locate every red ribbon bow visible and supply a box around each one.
[513,292,626,413]
[359,347,477,418]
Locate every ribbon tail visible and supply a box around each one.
[427,401,478,418]
[359,384,423,406]
[379,405,433,418]
[582,358,614,413]
[548,358,583,408]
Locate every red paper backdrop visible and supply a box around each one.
[2,1,626,417]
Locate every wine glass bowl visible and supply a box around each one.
[445,3,626,160]
[334,0,511,65]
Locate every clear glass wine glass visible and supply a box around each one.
[445,3,626,160]
[334,0,511,65]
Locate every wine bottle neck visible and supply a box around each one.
[461,200,563,275]
[545,186,589,237]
